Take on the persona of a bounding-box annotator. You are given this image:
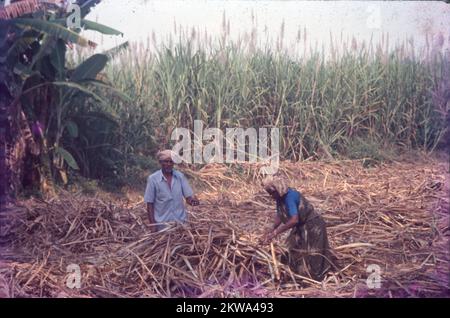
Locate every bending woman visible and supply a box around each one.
[261,176,337,281]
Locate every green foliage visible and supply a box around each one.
[1,0,126,194]
[101,41,448,163]
[4,1,448,195]
[10,18,91,47]
[345,138,396,167]
[80,20,123,36]
[70,54,108,81]
[55,146,80,170]
[65,120,78,138]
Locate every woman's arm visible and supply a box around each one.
[264,214,299,243]
[274,214,298,235]
[272,213,282,230]
[261,213,281,243]
[264,213,281,235]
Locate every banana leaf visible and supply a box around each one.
[81,19,123,36]
[54,146,79,170]
[70,54,108,81]
[10,18,93,47]
[102,41,129,60]
[80,79,132,102]
[65,120,79,138]
[50,39,66,79]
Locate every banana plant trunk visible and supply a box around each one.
[0,98,8,210]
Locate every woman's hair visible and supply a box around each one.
[262,176,289,196]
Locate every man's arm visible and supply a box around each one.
[186,196,199,206]
[147,202,156,232]
[179,172,199,206]
[144,176,156,231]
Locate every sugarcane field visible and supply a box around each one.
[0,0,449,299]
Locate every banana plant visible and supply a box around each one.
[1,0,128,197]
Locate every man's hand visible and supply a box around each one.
[147,224,156,233]
[186,196,200,206]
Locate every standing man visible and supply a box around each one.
[144,150,199,232]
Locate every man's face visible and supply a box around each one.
[160,159,174,174]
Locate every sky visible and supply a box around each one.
[82,0,450,56]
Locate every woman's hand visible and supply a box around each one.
[260,229,277,245]
[265,230,277,243]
